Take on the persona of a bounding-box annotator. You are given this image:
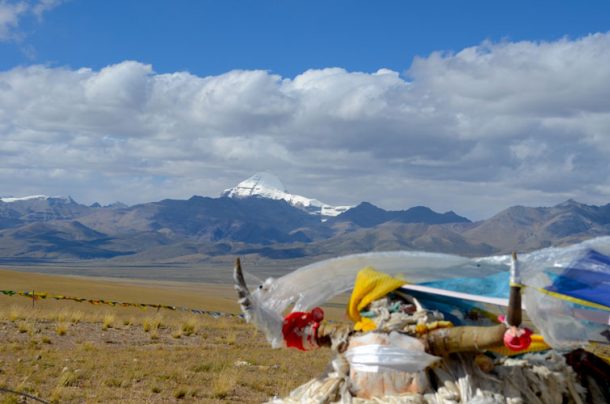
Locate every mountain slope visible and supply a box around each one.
[3,182,610,264]
[330,202,471,228]
[0,196,91,229]
[462,200,610,252]
[0,221,129,259]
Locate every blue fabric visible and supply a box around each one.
[402,251,610,329]
[420,271,510,298]
[397,272,512,325]
[547,249,610,308]
[417,250,610,309]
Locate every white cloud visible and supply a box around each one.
[2,33,610,219]
[0,0,62,41]
[31,0,63,19]
[0,0,27,40]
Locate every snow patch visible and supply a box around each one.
[0,195,53,203]
[222,173,351,217]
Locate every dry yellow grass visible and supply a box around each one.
[0,268,339,403]
[0,307,333,402]
[181,316,198,336]
[55,322,69,336]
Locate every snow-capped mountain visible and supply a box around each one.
[221,172,351,217]
[0,195,57,203]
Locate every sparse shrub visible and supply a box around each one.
[56,309,68,322]
[41,336,51,344]
[49,387,62,404]
[181,317,198,336]
[55,322,68,336]
[143,316,161,332]
[143,320,151,332]
[132,371,144,383]
[173,387,188,399]
[212,368,237,399]
[70,311,83,324]
[225,331,237,345]
[158,371,180,382]
[104,378,122,388]
[8,306,25,322]
[171,329,182,339]
[151,386,161,394]
[149,329,159,340]
[80,341,95,351]
[192,360,225,374]
[17,321,31,334]
[192,363,212,373]
[102,314,115,330]
[58,370,79,387]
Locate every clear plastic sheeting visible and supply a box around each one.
[523,275,590,350]
[244,251,493,347]
[253,251,476,312]
[243,288,285,348]
[519,237,610,349]
[518,236,610,308]
[242,238,610,349]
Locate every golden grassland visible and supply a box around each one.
[0,269,339,403]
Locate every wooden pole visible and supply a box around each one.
[506,252,522,327]
[233,257,252,317]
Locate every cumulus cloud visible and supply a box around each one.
[2,33,610,219]
[0,0,62,41]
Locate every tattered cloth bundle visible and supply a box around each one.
[234,237,610,403]
[274,351,586,403]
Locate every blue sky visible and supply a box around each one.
[4,1,610,77]
[2,0,610,219]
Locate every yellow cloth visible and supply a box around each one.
[348,267,406,331]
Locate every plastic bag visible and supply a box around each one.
[345,331,439,372]
[344,332,439,398]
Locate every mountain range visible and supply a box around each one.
[2,174,610,268]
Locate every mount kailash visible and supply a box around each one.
[221,173,351,217]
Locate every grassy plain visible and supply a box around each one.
[0,269,338,403]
